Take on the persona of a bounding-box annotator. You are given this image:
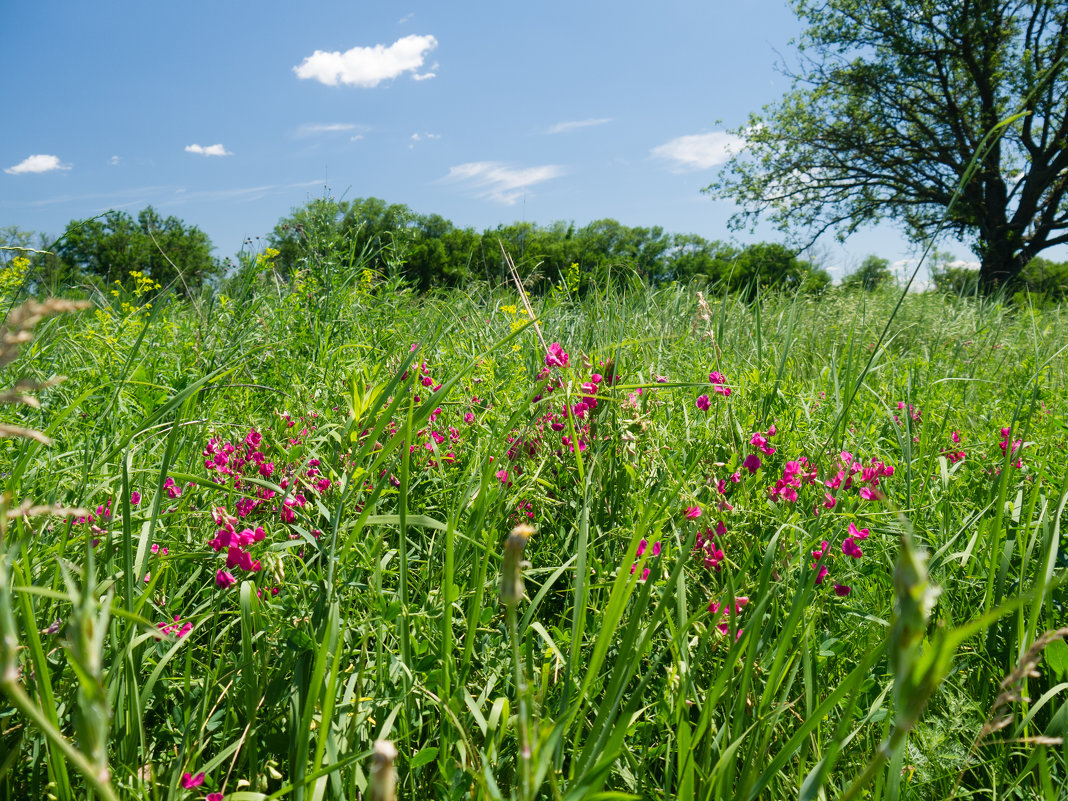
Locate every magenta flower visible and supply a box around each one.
[181,772,205,789]
[833,583,852,597]
[215,569,236,589]
[685,505,702,519]
[696,394,711,411]
[741,453,761,474]
[130,491,141,505]
[207,795,224,801]
[842,538,863,559]
[847,522,870,540]
[545,342,570,367]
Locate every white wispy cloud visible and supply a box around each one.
[411,72,436,81]
[398,12,414,24]
[295,122,363,136]
[546,118,612,135]
[293,34,438,88]
[443,161,565,205]
[185,143,233,157]
[109,155,121,166]
[5,154,70,175]
[651,132,743,172]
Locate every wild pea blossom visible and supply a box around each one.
[708,596,748,637]
[200,419,335,592]
[709,371,731,397]
[630,539,662,581]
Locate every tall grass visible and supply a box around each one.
[0,249,1066,800]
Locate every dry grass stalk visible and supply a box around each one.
[498,240,547,353]
[1,298,89,445]
[369,739,398,801]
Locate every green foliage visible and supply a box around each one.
[709,0,1068,293]
[2,255,1066,800]
[843,255,894,291]
[55,207,221,295]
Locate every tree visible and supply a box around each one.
[709,0,1068,293]
[842,255,894,291]
[55,207,219,294]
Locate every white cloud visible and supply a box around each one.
[444,161,566,205]
[109,155,121,166]
[651,132,743,172]
[412,72,436,81]
[293,34,438,88]
[295,122,362,136]
[398,12,414,24]
[5,154,70,175]
[546,118,613,135]
[185,143,233,157]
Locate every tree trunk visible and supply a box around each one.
[977,234,1026,294]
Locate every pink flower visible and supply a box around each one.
[207,795,224,801]
[741,453,761,474]
[181,772,205,789]
[696,394,711,411]
[215,570,236,589]
[496,469,510,485]
[842,538,863,559]
[685,505,702,519]
[833,583,852,597]
[847,522,870,540]
[130,491,141,505]
[545,343,570,368]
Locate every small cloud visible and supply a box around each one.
[398,12,414,23]
[350,134,364,142]
[651,132,743,172]
[295,122,363,137]
[443,161,566,205]
[412,72,436,81]
[293,34,438,88]
[409,132,440,142]
[109,155,121,166]
[546,117,613,135]
[5,154,71,175]
[185,143,233,157]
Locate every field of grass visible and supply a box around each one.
[1,246,1066,800]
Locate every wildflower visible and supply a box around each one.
[834,583,852,597]
[708,596,748,636]
[181,772,205,789]
[842,538,863,559]
[215,570,236,589]
[130,491,141,505]
[741,453,761,474]
[207,794,223,801]
[848,522,870,540]
[545,342,569,368]
[696,394,711,411]
[685,505,702,519]
[708,371,732,396]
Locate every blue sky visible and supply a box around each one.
[1,1,988,280]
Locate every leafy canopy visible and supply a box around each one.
[709,0,1068,291]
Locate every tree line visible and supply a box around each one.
[3,198,1068,301]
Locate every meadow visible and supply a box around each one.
[0,244,1066,800]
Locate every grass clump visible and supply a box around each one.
[0,250,1066,800]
